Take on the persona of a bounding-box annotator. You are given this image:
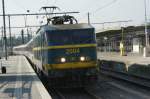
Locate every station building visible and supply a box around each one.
[96,25,150,54]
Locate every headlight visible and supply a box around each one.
[80,56,85,61]
[61,57,66,63]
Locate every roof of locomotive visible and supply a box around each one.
[41,23,94,31]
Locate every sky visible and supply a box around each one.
[0,0,150,36]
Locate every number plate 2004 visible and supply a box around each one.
[66,48,80,54]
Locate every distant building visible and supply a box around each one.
[96,25,150,54]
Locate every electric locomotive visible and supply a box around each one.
[14,10,98,87]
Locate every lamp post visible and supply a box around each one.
[104,36,108,52]
[25,10,30,42]
[87,12,90,24]
[1,0,7,73]
[8,15,13,55]
[2,0,7,60]
[120,27,127,56]
[143,0,150,57]
[144,0,149,47]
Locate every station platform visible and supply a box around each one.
[97,52,150,79]
[0,55,52,99]
[97,52,150,66]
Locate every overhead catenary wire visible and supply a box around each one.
[92,0,117,15]
[78,0,117,23]
[0,12,79,16]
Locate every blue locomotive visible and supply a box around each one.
[14,14,98,87]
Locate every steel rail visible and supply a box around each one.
[51,88,66,99]
[84,88,103,99]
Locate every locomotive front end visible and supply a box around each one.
[43,24,98,87]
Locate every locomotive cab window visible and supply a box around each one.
[46,29,95,45]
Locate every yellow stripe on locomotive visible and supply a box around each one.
[32,44,97,51]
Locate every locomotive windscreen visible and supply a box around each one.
[46,28,96,45]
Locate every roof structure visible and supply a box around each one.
[96,25,150,37]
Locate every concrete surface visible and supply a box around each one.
[0,55,51,99]
[97,52,150,66]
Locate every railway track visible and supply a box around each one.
[49,87,103,99]
[83,88,103,99]
[26,57,101,99]
[100,68,150,88]
[50,88,66,99]
[27,56,103,99]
